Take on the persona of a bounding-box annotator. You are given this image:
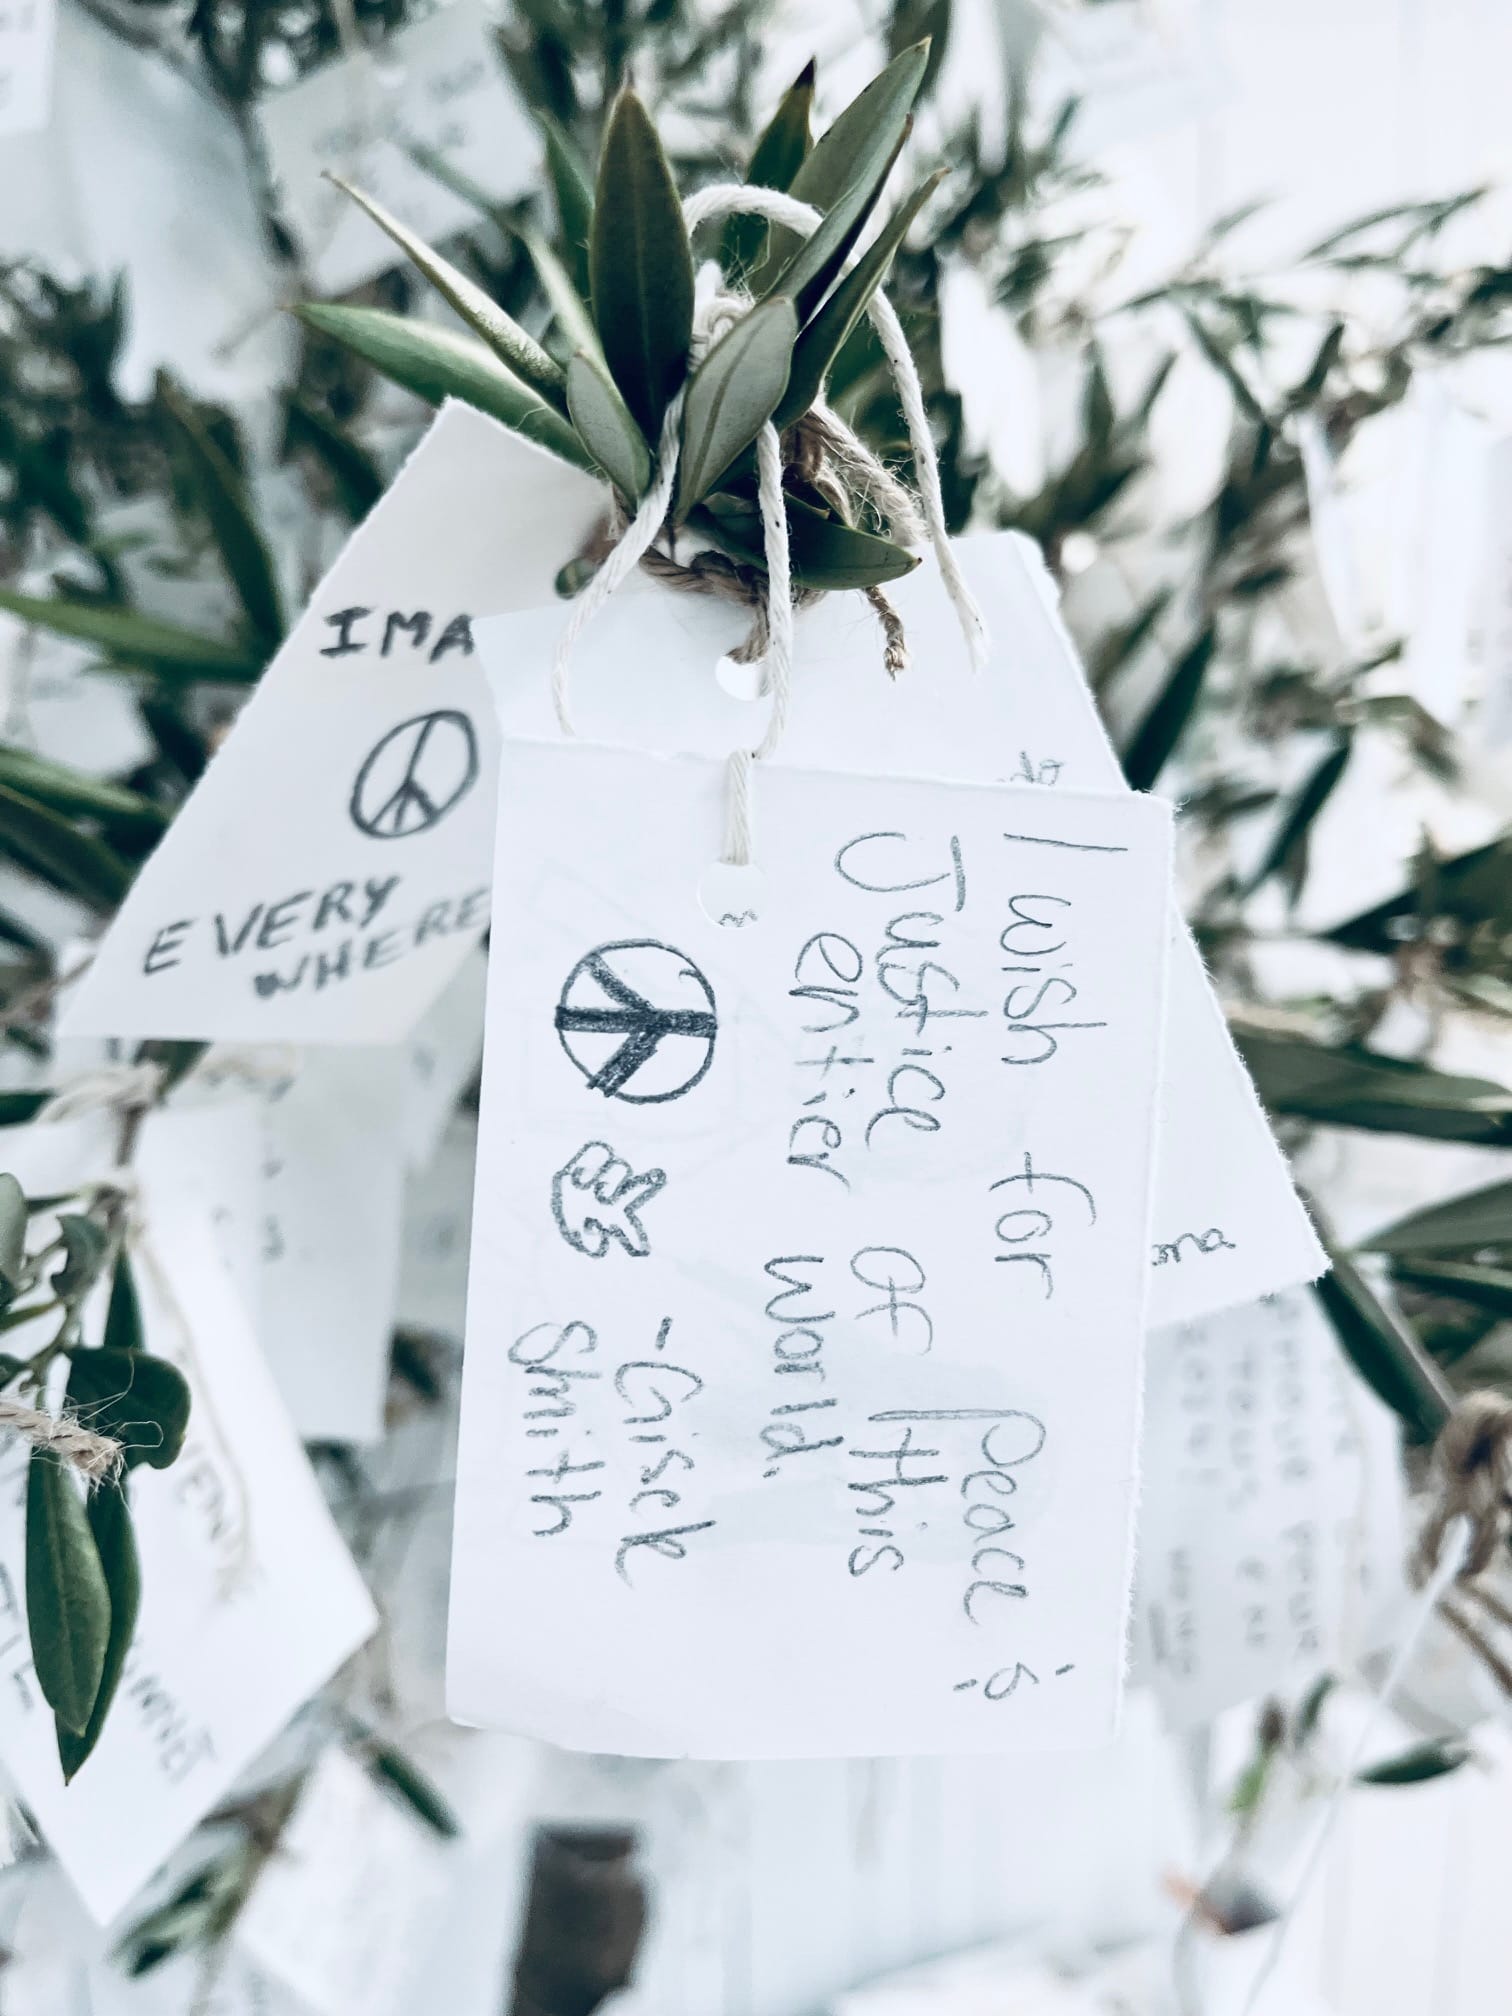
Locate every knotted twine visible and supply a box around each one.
[552,181,989,869]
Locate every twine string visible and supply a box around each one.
[0,1397,122,1482]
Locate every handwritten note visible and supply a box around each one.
[0,0,53,138]
[0,1107,375,1923]
[236,1746,450,2016]
[449,743,1170,1756]
[1131,1289,1405,1729]
[479,529,1324,1328]
[61,403,601,1046]
[256,2,538,296]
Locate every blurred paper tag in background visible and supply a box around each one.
[481,531,1326,1329]
[0,0,55,139]
[236,1746,451,2016]
[0,1107,375,1923]
[61,404,600,1046]
[450,742,1170,1757]
[1131,1288,1406,1728]
[256,2,538,296]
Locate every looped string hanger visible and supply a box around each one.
[551,181,990,871]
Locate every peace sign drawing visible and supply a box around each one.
[555,941,718,1103]
[349,710,479,839]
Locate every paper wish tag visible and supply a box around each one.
[479,528,1325,1329]
[1131,1288,1406,1729]
[0,0,55,139]
[235,1746,451,2016]
[0,1107,376,1922]
[256,2,537,297]
[449,742,1172,1757]
[61,402,601,1046]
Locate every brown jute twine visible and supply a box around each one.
[0,1395,122,1483]
[1413,1388,1512,1585]
[570,407,913,680]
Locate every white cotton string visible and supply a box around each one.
[680,180,988,668]
[1237,1513,1474,2016]
[36,1063,164,1125]
[552,396,686,735]
[721,416,793,867]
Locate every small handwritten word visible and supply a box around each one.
[851,1246,933,1354]
[318,606,474,663]
[954,1661,1075,1700]
[120,1654,218,1785]
[999,894,1106,1065]
[1152,1227,1236,1266]
[510,1320,604,1537]
[251,890,487,999]
[614,1317,713,1584]
[989,1153,1097,1301]
[760,1256,843,1478]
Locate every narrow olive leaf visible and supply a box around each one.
[1289,318,1346,411]
[1294,1672,1336,1745]
[723,59,815,276]
[1390,1258,1512,1320]
[66,1347,192,1471]
[676,298,796,516]
[369,1742,462,1838]
[0,590,262,684]
[565,351,652,501]
[1234,1028,1512,1146]
[1363,1176,1512,1259]
[57,1479,140,1781]
[1120,627,1216,792]
[0,1092,51,1127]
[775,171,940,431]
[283,397,384,523]
[697,494,919,589]
[767,41,929,320]
[1243,733,1352,899]
[325,177,568,411]
[540,110,595,297]
[0,746,167,838]
[590,88,695,440]
[0,1173,26,1308]
[520,225,601,360]
[1311,1252,1452,1445]
[293,307,595,475]
[0,783,134,910]
[52,1214,109,1300]
[1356,1737,1470,1786]
[156,377,284,648]
[25,1450,111,1736]
[1091,590,1172,694]
[103,1252,146,1354]
[1328,835,1512,955]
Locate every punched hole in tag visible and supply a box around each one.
[714,652,765,703]
[698,861,766,930]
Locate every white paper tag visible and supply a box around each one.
[256,2,538,296]
[398,1112,475,1340]
[0,0,54,139]
[1131,1289,1406,1729]
[0,1107,376,1923]
[235,1746,450,2016]
[477,530,1325,1328]
[400,943,487,1168]
[61,403,602,1046]
[257,1052,409,1443]
[449,742,1171,1757]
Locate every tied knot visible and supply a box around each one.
[1415,1389,1512,1584]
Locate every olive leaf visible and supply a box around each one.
[0,784,133,911]
[156,377,285,648]
[0,746,167,840]
[1243,733,1352,900]
[294,307,595,475]
[102,1250,146,1354]
[325,177,567,411]
[540,110,595,298]
[26,1450,111,1737]
[52,1213,109,1300]
[369,1742,461,1837]
[764,41,929,321]
[521,225,601,361]
[1311,1252,1452,1445]
[1389,1258,1512,1319]
[56,1477,140,1782]
[1120,627,1216,792]
[1235,1028,1512,1146]
[0,1092,51,1128]
[0,1174,25,1312]
[723,59,815,277]
[590,88,694,440]
[283,397,384,523]
[699,493,919,589]
[776,170,942,431]
[565,351,651,502]
[1356,1737,1470,1786]
[676,297,796,516]
[1362,1176,1512,1258]
[0,590,263,685]
[66,1347,192,1472]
